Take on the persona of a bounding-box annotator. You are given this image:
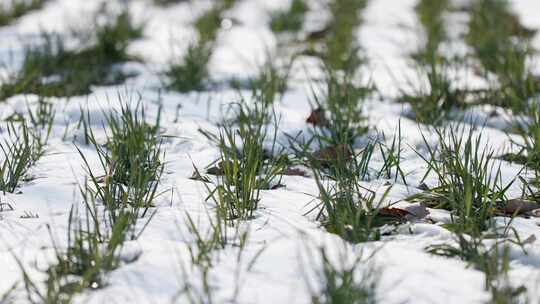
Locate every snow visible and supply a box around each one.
[1,0,540,303]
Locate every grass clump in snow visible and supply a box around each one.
[9,97,56,148]
[0,0,47,27]
[324,0,367,73]
[308,247,378,304]
[376,121,407,185]
[200,71,291,220]
[310,71,371,150]
[412,0,449,64]
[0,120,42,193]
[25,98,55,144]
[399,58,465,125]
[0,8,142,99]
[400,0,465,125]
[229,55,292,106]
[417,129,528,301]
[166,0,236,92]
[303,0,371,149]
[466,0,538,112]
[78,102,163,234]
[54,100,163,295]
[297,0,371,164]
[309,146,398,243]
[306,120,406,243]
[16,190,151,303]
[503,106,540,205]
[298,0,367,73]
[103,103,162,187]
[299,71,373,192]
[50,209,133,291]
[409,127,512,235]
[166,43,213,93]
[502,106,540,171]
[269,0,308,34]
[251,58,291,106]
[174,209,259,304]
[194,0,235,45]
[428,234,527,303]
[205,100,287,220]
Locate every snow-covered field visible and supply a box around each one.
[1,0,540,303]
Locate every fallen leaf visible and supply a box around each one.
[283,167,308,177]
[417,183,430,191]
[503,199,540,215]
[402,204,430,220]
[379,207,410,218]
[306,26,331,41]
[313,144,351,166]
[206,161,234,176]
[271,183,286,190]
[378,204,429,222]
[189,170,210,183]
[206,166,223,176]
[523,234,536,245]
[306,107,328,127]
[488,109,499,118]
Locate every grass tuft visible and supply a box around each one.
[376,121,407,185]
[413,0,449,64]
[308,247,378,304]
[399,58,464,125]
[1,8,142,98]
[409,127,512,236]
[269,0,308,34]
[16,196,144,303]
[401,0,465,125]
[466,0,538,112]
[0,0,47,27]
[428,234,527,302]
[16,102,166,301]
[0,120,40,193]
[78,103,163,222]
[305,131,406,244]
[205,100,287,220]
[166,0,236,92]
[323,0,367,73]
[166,43,212,93]
[503,105,540,171]
[311,72,371,149]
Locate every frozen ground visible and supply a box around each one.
[1,0,540,303]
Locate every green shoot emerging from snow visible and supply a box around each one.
[466,0,538,112]
[409,127,512,236]
[166,0,236,92]
[0,0,47,26]
[77,101,162,239]
[270,0,308,34]
[308,247,378,304]
[0,8,142,99]
[206,100,287,221]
